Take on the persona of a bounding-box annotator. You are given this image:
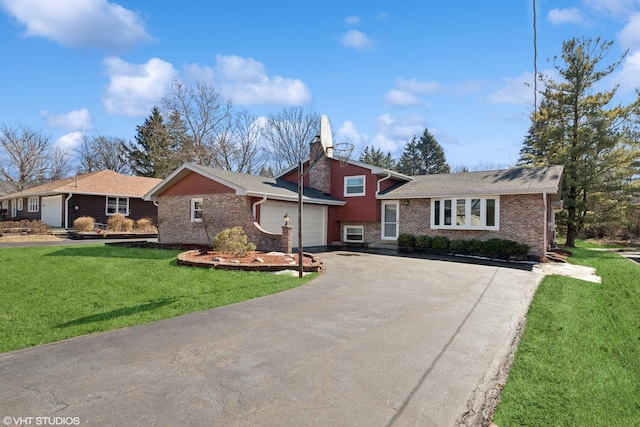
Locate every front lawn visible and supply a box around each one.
[492,244,640,426]
[0,245,315,353]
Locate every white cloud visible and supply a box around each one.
[619,51,640,91]
[396,78,444,94]
[182,63,215,81]
[213,55,311,106]
[618,12,640,50]
[547,7,587,25]
[488,71,536,105]
[101,56,176,117]
[55,131,84,150]
[581,0,639,17]
[336,121,364,146]
[0,0,154,51]
[373,113,426,152]
[345,15,361,25]
[40,108,92,131]
[385,89,422,107]
[341,30,373,51]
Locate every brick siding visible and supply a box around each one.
[158,193,289,252]
[398,194,546,258]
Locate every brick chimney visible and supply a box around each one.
[308,139,332,194]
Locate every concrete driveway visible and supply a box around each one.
[0,250,542,426]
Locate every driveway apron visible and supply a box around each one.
[0,251,542,426]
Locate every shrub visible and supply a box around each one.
[107,213,134,232]
[73,216,96,232]
[449,239,468,254]
[482,238,505,255]
[397,233,416,248]
[415,235,432,251]
[212,226,256,256]
[135,218,157,233]
[431,236,450,251]
[467,239,484,254]
[502,239,530,257]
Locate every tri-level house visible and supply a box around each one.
[145,135,564,260]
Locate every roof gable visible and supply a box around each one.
[145,163,345,205]
[275,157,411,181]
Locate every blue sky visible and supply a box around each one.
[1,0,639,170]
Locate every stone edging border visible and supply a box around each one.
[177,250,324,273]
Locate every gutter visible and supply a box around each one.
[543,190,548,256]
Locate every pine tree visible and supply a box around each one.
[396,129,450,175]
[123,107,182,178]
[358,145,396,169]
[519,37,640,246]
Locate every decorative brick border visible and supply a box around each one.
[177,250,323,273]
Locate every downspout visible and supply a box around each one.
[252,195,268,221]
[64,193,73,229]
[376,172,392,196]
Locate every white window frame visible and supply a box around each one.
[1,200,7,212]
[106,196,129,216]
[344,175,366,197]
[191,198,203,222]
[431,196,499,230]
[10,199,16,217]
[381,200,399,240]
[28,196,39,213]
[17,198,23,211]
[343,225,364,243]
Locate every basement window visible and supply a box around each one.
[343,225,364,243]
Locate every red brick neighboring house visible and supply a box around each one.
[146,139,564,260]
[0,170,161,228]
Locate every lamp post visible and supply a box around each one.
[283,212,289,226]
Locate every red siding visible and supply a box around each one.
[327,205,340,243]
[330,163,381,222]
[161,172,234,196]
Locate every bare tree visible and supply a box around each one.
[261,107,320,173]
[47,145,73,181]
[211,110,266,174]
[0,125,50,191]
[76,134,130,174]
[161,80,233,166]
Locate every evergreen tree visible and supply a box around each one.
[358,145,396,169]
[123,107,181,178]
[396,128,450,175]
[519,37,640,246]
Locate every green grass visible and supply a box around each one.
[0,245,315,353]
[493,244,640,426]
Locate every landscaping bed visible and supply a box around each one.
[178,250,323,273]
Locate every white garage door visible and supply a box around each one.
[41,195,63,227]
[259,200,327,248]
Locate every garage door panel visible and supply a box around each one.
[259,201,326,247]
[41,195,63,227]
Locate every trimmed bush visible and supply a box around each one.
[212,226,256,256]
[431,236,450,251]
[482,238,505,255]
[397,233,416,248]
[135,218,157,233]
[466,239,484,255]
[449,239,468,254]
[415,235,433,251]
[73,216,96,232]
[107,213,134,232]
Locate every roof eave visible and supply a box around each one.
[377,187,561,199]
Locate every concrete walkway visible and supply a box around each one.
[0,251,543,426]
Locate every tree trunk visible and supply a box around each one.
[566,205,577,247]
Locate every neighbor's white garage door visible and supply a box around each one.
[259,200,327,248]
[41,195,63,227]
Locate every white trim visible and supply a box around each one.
[16,198,23,211]
[191,197,203,222]
[381,200,399,240]
[28,196,39,212]
[431,196,500,230]
[10,199,16,217]
[344,175,366,197]
[343,225,364,243]
[106,196,129,216]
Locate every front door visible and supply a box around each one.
[381,201,399,240]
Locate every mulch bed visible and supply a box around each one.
[178,250,323,273]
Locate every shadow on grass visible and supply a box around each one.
[55,298,178,328]
[45,245,179,260]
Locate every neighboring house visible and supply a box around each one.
[146,138,564,260]
[0,170,162,228]
[0,181,18,220]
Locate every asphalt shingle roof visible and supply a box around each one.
[379,165,564,198]
[0,170,162,200]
